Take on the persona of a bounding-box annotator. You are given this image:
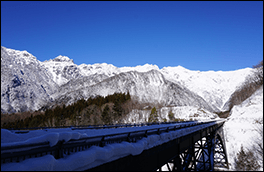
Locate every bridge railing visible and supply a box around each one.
[3,120,198,132]
[1,120,224,165]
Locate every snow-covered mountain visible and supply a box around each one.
[43,56,252,111]
[1,46,262,170]
[1,47,58,113]
[42,55,82,86]
[160,66,253,110]
[224,85,263,170]
[122,106,219,124]
[1,46,253,114]
[53,69,219,112]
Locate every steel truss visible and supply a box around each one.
[213,134,229,169]
[160,133,228,171]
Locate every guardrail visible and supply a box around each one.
[1,120,223,165]
[3,120,197,132]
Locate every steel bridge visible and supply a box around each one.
[1,120,229,171]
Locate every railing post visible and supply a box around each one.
[157,128,160,135]
[100,136,105,147]
[175,138,182,171]
[144,130,148,137]
[127,133,131,142]
[54,140,64,159]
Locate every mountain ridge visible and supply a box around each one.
[1,47,59,113]
[52,69,219,112]
[1,46,253,114]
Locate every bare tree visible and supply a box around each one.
[234,145,260,171]
[252,60,263,86]
[253,118,263,167]
[227,60,263,111]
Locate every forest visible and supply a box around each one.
[1,92,132,129]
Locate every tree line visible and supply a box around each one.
[227,60,263,111]
[1,92,131,129]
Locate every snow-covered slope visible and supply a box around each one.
[54,70,219,112]
[43,61,160,87]
[44,58,252,111]
[44,56,252,111]
[1,46,58,113]
[223,85,263,170]
[1,46,253,114]
[160,66,253,110]
[42,56,81,86]
[120,63,160,73]
[122,106,219,124]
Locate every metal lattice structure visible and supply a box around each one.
[214,134,229,169]
[159,125,229,171]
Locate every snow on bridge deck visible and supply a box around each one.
[1,119,225,171]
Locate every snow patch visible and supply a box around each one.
[224,86,263,170]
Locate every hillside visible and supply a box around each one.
[224,85,263,170]
[1,47,58,113]
[1,46,253,114]
[53,69,219,112]
[1,46,262,171]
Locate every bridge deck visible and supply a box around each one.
[1,120,226,171]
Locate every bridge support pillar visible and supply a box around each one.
[175,155,182,171]
[169,132,227,171]
[213,134,229,169]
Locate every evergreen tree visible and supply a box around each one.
[168,110,175,121]
[113,97,122,116]
[102,105,111,124]
[125,91,131,101]
[234,145,260,171]
[148,107,159,122]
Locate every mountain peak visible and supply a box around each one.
[119,63,160,73]
[1,46,37,63]
[161,65,190,72]
[52,55,73,63]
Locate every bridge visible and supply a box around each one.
[1,120,229,171]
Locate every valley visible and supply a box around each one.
[1,46,263,170]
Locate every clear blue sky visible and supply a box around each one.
[1,1,263,71]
